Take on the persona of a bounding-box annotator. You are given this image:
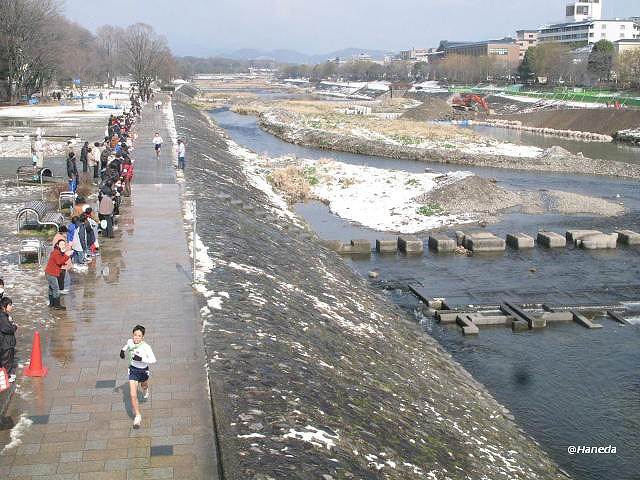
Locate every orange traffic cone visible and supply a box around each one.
[24,331,48,377]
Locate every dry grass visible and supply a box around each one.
[243,98,478,143]
[267,165,312,203]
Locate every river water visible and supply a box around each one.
[467,124,640,165]
[209,108,640,480]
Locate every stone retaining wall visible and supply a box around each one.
[174,101,566,479]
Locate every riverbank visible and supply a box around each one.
[258,107,640,179]
[175,100,566,479]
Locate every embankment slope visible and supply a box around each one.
[174,101,566,479]
[495,108,640,136]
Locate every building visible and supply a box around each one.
[539,1,639,44]
[615,38,640,55]
[353,53,373,62]
[516,30,539,60]
[539,19,639,44]
[399,48,432,63]
[565,0,602,22]
[440,38,520,66]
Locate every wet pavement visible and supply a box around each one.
[0,100,219,479]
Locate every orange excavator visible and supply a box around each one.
[451,93,490,113]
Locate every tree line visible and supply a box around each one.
[0,0,175,103]
[277,40,640,89]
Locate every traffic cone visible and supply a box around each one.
[24,331,48,377]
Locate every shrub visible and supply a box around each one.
[417,203,443,216]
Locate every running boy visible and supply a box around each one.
[152,132,163,159]
[119,325,156,427]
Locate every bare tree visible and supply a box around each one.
[616,50,640,89]
[0,0,62,103]
[121,23,171,100]
[57,19,102,110]
[96,25,124,87]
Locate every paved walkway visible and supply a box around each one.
[0,101,219,479]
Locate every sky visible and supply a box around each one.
[64,0,639,56]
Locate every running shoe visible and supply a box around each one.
[143,388,150,399]
[133,415,142,428]
[8,374,16,383]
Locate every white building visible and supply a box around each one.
[565,0,602,22]
[539,19,639,44]
[539,1,639,44]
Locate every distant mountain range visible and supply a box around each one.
[214,48,394,64]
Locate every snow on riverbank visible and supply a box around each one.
[306,160,475,233]
[0,104,114,119]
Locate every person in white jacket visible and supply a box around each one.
[119,325,157,427]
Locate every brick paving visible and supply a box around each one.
[0,100,219,479]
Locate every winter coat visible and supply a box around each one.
[100,148,110,169]
[122,162,134,181]
[45,248,69,277]
[80,144,88,163]
[0,311,17,350]
[98,195,114,215]
[66,157,78,178]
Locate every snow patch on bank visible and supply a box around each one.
[225,140,302,225]
[306,159,475,233]
[283,425,338,450]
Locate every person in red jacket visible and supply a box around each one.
[45,239,72,310]
[121,158,134,197]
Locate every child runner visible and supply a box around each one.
[119,325,156,428]
[152,132,163,159]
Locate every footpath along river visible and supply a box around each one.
[209,107,640,480]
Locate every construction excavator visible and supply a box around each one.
[451,93,490,113]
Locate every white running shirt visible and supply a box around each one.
[122,339,157,369]
[153,136,163,146]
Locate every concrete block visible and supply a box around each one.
[375,239,397,254]
[322,240,351,254]
[464,233,505,252]
[398,236,424,254]
[566,229,602,243]
[350,239,372,255]
[537,231,566,248]
[456,315,479,335]
[428,234,456,252]
[468,313,513,326]
[540,311,574,322]
[607,310,631,325]
[572,310,603,329]
[435,311,461,324]
[506,233,535,249]
[615,230,640,245]
[579,233,617,250]
[511,320,530,332]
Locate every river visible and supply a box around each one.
[209,107,640,480]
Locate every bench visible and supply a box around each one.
[18,239,47,264]
[15,166,54,187]
[59,191,75,210]
[16,200,65,232]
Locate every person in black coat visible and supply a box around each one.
[80,141,89,173]
[0,297,17,382]
[66,152,79,192]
